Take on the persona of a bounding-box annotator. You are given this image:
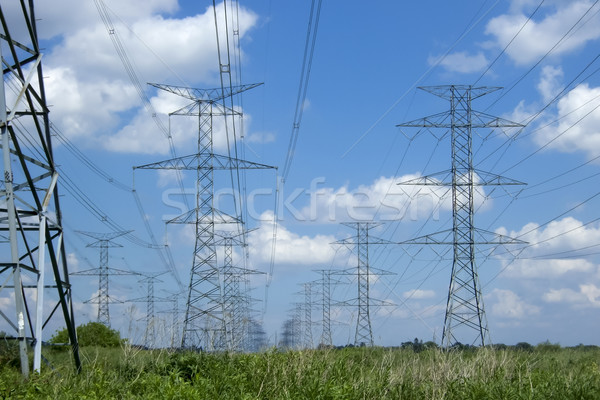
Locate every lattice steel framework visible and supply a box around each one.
[126,273,168,349]
[334,223,394,346]
[214,230,263,352]
[75,231,131,327]
[315,269,332,346]
[397,85,525,347]
[134,83,274,350]
[0,1,80,375]
[302,282,313,349]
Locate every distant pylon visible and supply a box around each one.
[126,273,168,349]
[396,85,526,347]
[315,269,333,346]
[0,1,80,375]
[74,230,133,326]
[214,229,263,351]
[333,223,395,346]
[134,83,275,350]
[302,282,314,349]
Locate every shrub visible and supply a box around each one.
[50,322,124,347]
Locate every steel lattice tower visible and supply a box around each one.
[134,83,274,350]
[126,273,168,349]
[302,282,313,349]
[334,223,395,346]
[214,230,263,351]
[0,1,80,375]
[315,269,333,346]
[75,231,132,326]
[397,85,525,347]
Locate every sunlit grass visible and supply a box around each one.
[1,344,599,399]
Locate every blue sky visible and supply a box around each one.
[9,0,600,347]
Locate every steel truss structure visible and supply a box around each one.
[0,1,80,375]
[334,222,395,346]
[135,83,274,351]
[74,230,133,327]
[397,85,525,347]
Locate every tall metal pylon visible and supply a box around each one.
[397,85,526,347]
[214,229,263,351]
[302,282,314,349]
[315,269,333,346]
[134,83,275,350]
[74,230,133,326]
[126,273,168,349]
[0,1,80,375]
[333,223,395,346]
[313,269,345,347]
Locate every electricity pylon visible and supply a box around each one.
[301,282,314,349]
[214,229,263,351]
[333,223,395,346]
[134,83,275,350]
[396,85,526,347]
[126,273,169,349]
[312,268,344,347]
[0,1,80,375]
[74,230,133,326]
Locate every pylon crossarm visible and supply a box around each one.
[418,85,501,100]
[149,82,263,102]
[396,171,451,186]
[166,208,240,225]
[470,111,524,128]
[396,111,451,128]
[134,153,276,171]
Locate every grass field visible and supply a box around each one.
[1,343,599,399]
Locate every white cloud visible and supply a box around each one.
[67,252,80,272]
[537,65,564,103]
[488,288,540,319]
[248,211,339,266]
[543,284,600,308]
[428,51,488,74]
[498,217,600,278]
[533,83,600,159]
[403,289,435,299]
[294,174,492,224]
[485,1,600,65]
[40,2,259,155]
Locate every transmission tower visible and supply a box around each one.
[301,282,314,349]
[396,85,525,347]
[126,273,169,349]
[214,229,263,351]
[74,230,134,326]
[333,223,395,346]
[0,1,80,375]
[313,269,345,347]
[134,83,275,350]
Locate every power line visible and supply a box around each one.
[281,0,323,182]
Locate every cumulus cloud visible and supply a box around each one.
[497,217,600,278]
[488,288,540,319]
[485,1,600,65]
[403,289,435,299]
[248,211,339,266]
[537,65,564,103]
[533,83,600,159]
[543,284,600,308]
[39,1,259,155]
[428,51,488,74]
[292,174,493,224]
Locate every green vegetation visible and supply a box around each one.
[0,343,599,399]
[49,322,125,348]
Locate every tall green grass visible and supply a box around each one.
[1,344,599,399]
